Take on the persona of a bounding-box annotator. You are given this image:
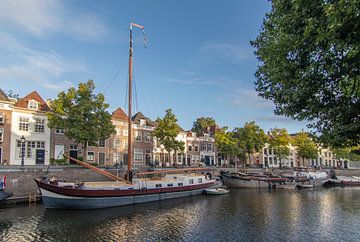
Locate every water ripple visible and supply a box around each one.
[1,188,360,241]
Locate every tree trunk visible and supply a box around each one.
[302,156,305,167]
[248,152,251,166]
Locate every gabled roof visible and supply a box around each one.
[15,91,50,111]
[131,112,156,127]
[112,107,128,122]
[0,89,10,102]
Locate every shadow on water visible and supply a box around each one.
[1,188,360,241]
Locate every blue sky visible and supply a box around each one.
[0,0,308,133]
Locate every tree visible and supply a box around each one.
[47,80,115,162]
[191,117,216,136]
[293,131,318,167]
[333,146,360,163]
[6,90,19,99]
[215,127,241,167]
[153,109,185,164]
[268,128,290,168]
[251,0,360,147]
[232,121,268,165]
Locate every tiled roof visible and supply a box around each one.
[131,112,156,127]
[15,91,50,111]
[0,89,10,102]
[112,107,128,122]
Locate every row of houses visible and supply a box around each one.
[0,89,356,169]
[0,89,217,167]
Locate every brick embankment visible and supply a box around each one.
[0,166,143,199]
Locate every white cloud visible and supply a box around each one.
[199,42,253,63]
[0,32,87,91]
[0,0,108,41]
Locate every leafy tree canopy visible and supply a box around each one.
[333,146,360,161]
[215,126,239,158]
[47,80,115,161]
[269,128,291,165]
[293,131,318,165]
[233,121,268,163]
[191,117,216,136]
[153,109,185,156]
[251,0,360,147]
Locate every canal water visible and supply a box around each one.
[1,187,360,241]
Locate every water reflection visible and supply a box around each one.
[1,188,360,241]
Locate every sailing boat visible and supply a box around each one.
[35,23,216,209]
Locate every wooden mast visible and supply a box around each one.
[127,23,145,181]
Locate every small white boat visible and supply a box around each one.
[205,187,230,195]
[297,184,314,189]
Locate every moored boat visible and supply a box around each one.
[205,187,230,195]
[323,176,360,187]
[221,171,288,189]
[36,173,215,209]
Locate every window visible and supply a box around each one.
[0,113,4,124]
[36,141,45,149]
[140,119,146,126]
[201,143,206,151]
[69,144,77,150]
[167,183,173,187]
[55,128,64,134]
[194,145,198,152]
[19,117,29,131]
[87,152,95,162]
[198,178,202,183]
[134,148,143,162]
[116,128,121,135]
[178,183,183,186]
[135,131,142,142]
[0,128,3,142]
[34,118,45,133]
[98,139,106,147]
[123,129,128,136]
[113,152,121,163]
[113,140,120,149]
[28,100,38,110]
[144,132,151,143]
[155,184,162,188]
[207,143,212,151]
[189,179,194,184]
[188,145,192,151]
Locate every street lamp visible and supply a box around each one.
[20,136,25,167]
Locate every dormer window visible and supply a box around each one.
[28,100,38,110]
[140,119,146,126]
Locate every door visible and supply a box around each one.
[123,154,128,166]
[69,150,78,164]
[99,153,105,165]
[36,149,45,165]
[145,150,151,165]
[205,156,210,166]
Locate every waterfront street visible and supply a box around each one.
[1,187,360,241]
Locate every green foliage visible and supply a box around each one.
[47,80,115,162]
[153,109,185,161]
[333,146,360,162]
[233,121,268,164]
[215,126,239,158]
[251,0,360,147]
[293,131,318,166]
[269,128,291,166]
[191,117,216,136]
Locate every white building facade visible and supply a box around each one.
[10,91,51,165]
